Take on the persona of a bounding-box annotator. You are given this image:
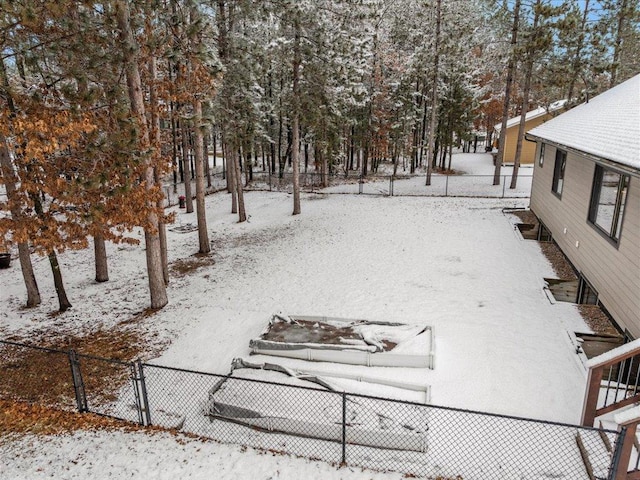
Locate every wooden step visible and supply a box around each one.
[598,418,640,472]
[577,430,612,480]
[598,419,618,452]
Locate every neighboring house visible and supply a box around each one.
[527,74,640,338]
[495,100,566,165]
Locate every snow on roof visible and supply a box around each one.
[528,74,640,171]
[495,100,567,131]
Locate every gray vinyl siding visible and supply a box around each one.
[531,142,640,337]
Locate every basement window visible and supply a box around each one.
[545,274,598,305]
[577,275,598,305]
[588,165,629,243]
[537,221,552,242]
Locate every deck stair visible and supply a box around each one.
[577,427,615,480]
[598,414,640,473]
[599,419,618,452]
[581,339,640,479]
[575,412,640,480]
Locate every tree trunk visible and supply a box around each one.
[304,142,309,173]
[244,145,253,185]
[151,162,169,286]
[362,142,369,177]
[204,130,211,187]
[511,0,541,190]
[212,129,218,167]
[0,133,41,307]
[349,126,355,171]
[493,0,520,185]
[150,56,169,285]
[226,141,238,213]
[29,187,71,312]
[233,144,247,222]
[17,243,40,307]
[48,250,72,312]
[410,126,417,173]
[170,103,179,191]
[291,19,301,215]
[94,233,109,282]
[425,0,441,186]
[181,121,194,213]
[278,101,284,178]
[115,0,167,309]
[322,148,329,187]
[194,98,211,253]
[419,84,429,167]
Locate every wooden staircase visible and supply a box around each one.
[576,416,640,480]
[577,427,614,479]
[581,338,640,479]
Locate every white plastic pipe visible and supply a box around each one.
[251,347,433,368]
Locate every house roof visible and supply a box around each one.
[528,74,640,171]
[495,99,567,131]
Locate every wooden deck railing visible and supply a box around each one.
[582,338,640,479]
[612,407,640,479]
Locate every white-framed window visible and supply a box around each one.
[552,149,566,197]
[588,164,630,243]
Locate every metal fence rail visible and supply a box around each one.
[0,339,622,479]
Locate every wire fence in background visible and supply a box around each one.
[162,171,532,207]
[0,339,623,479]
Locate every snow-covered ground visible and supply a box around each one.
[0,152,593,478]
[0,429,404,480]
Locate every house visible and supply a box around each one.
[526,74,640,338]
[495,100,566,165]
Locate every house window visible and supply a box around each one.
[588,165,630,242]
[577,274,598,305]
[552,149,566,196]
[538,143,545,167]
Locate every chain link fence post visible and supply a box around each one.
[129,363,144,425]
[608,425,627,480]
[341,392,347,466]
[133,360,152,426]
[68,349,88,413]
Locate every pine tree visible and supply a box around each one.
[0,131,41,307]
[425,0,441,185]
[494,0,521,185]
[600,0,640,86]
[510,0,555,189]
[114,0,168,309]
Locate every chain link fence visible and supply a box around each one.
[163,171,532,205]
[0,339,624,479]
[0,340,75,409]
